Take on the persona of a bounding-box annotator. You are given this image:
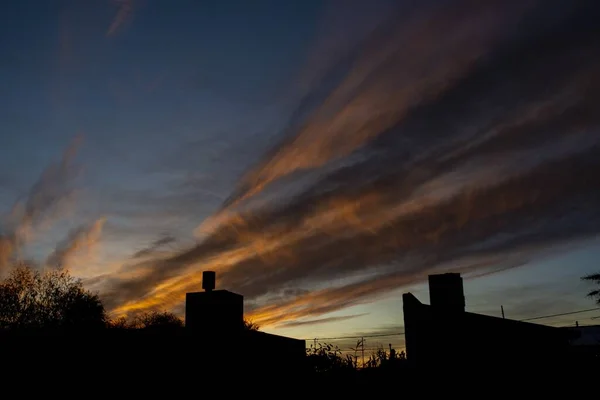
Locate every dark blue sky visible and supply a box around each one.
[1,0,600,343]
[1,0,327,248]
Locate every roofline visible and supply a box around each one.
[560,324,600,329]
[403,291,562,330]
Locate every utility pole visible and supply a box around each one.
[501,305,505,319]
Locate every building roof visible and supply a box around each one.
[403,292,571,341]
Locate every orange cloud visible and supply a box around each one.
[94,0,600,328]
[208,0,535,221]
[103,137,600,324]
[0,237,14,272]
[46,217,107,272]
[0,137,82,272]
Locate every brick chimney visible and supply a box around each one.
[428,273,465,313]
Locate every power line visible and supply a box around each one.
[520,307,600,322]
[306,332,404,341]
[305,307,600,341]
[560,323,599,328]
[337,347,406,353]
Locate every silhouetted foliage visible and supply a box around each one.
[0,264,106,331]
[582,272,600,305]
[305,341,408,377]
[306,342,355,373]
[107,313,260,331]
[135,311,184,330]
[364,344,407,369]
[107,311,183,330]
[243,319,259,331]
[107,316,130,329]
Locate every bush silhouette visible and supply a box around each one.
[133,311,184,330]
[0,264,106,331]
[306,342,355,373]
[364,344,407,369]
[108,311,260,332]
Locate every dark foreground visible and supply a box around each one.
[2,329,598,394]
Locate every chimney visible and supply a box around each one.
[185,271,244,335]
[202,271,216,292]
[428,273,465,313]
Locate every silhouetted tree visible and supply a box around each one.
[107,311,183,330]
[107,316,129,329]
[243,319,259,331]
[582,272,600,305]
[135,311,184,330]
[108,314,261,331]
[306,342,355,374]
[305,341,408,377]
[364,344,407,369]
[0,264,106,331]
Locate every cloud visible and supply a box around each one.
[0,137,83,272]
[0,236,14,271]
[241,250,528,327]
[280,313,369,328]
[106,0,135,37]
[131,234,176,259]
[14,136,82,242]
[205,0,536,218]
[96,1,600,325]
[46,217,106,271]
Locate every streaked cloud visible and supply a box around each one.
[204,0,536,221]
[0,137,82,272]
[93,0,600,325]
[0,237,14,272]
[280,313,369,328]
[46,217,106,271]
[38,1,599,328]
[131,234,176,259]
[106,0,135,37]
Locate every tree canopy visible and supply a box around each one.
[0,264,106,331]
[108,310,184,330]
[243,319,259,331]
[581,272,600,305]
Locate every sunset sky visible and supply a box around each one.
[1,0,600,350]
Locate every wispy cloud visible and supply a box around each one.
[280,313,369,328]
[106,0,135,37]
[0,136,83,272]
[95,1,600,326]
[202,0,536,221]
[46,217,106,271]
[131,234,176,259]
[0,237,14,272]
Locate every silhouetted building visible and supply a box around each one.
[561,324,600,362]
[0,270,306,382]
[183,271,307,376]
[427,273,465,313]
[565,324,600,346]
[403,273,573,372]
[185,271,244,334]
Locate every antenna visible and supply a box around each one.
[202,271,216,292]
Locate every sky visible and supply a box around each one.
[1,0,600,351]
